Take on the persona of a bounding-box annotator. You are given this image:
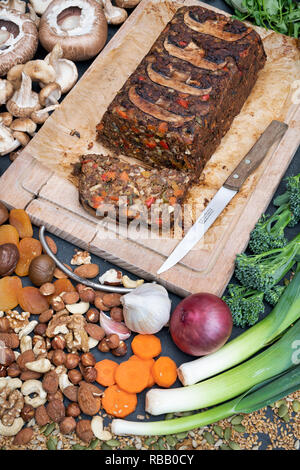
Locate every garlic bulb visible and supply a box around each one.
[121,283,171,334]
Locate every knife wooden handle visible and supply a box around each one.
[224,120,288,192]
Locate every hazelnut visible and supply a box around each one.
[51,296,65,312]
[66,402,81,418]
[39,309,54,323]
[29,254,56,287]
[76,419,94,443]
[110,306,124,323]
[51,335,66,350]
[51,349,66,366]
[39,283,55,296]
[81,352,96,368]
[6,362,21,377]
[42,370,59,394]
[47,390,64,402]
[82,366,97,383]
[106,334,120,350]
[60,416,76,435]
[34,323,47,336]
[0,317,11,333]
[68,369,82,385]
[0,243,20,277]
[76,283,85,293]
[111,341,127,357]
[97,338,110,353]
[86,308,99,323]
[61,291,79,304]
[94,296,109,311]
[79,287,95,303]
[65,353,80,369]
[0,365,7,377]
[21,404,35,422]
[0,346,15,366]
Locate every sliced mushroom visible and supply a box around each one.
[115,0,141,8]
[43,44,78,94]
[0,7,38,77]
[147,63,212,96]
[10,117,37,135]
[164,39,227,71]
[128,86,195,128]
[184,11,251,42]
[39,82,61,107]
[2,0,26,14]
[6,72,41,118]
[29,0,53,16]
[31,104,59,124]
[0,78,14,105]
[101,0,127,25]
[39,0,108,61]
[23,59,56,85]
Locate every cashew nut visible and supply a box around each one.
[21,380,47,408]
[88,337,99,350]
[25,358,51,373]
[0,377,22,390]
[122,275,144,289]
[20,335,32,353]
[91,416,112,441]
[0,417,24,436]
[58,372,72,392]
[18,320,38,339]
[65,302,89,314]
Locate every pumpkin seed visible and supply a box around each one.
[231,415,244,425]
[165,413,174,420]
[166,436,177,447]
[220,444,231,450]
[101,443,112,450]
[278,403,289,418]
[152,443,160,450]
[46,437,58,450]
[105,439,120,447]
[224,427,232,441]
[123,446,136,450]
[292,400,300,412]
[282,414,290,423]
[175,431,188,440]
[43,423,56,437]
[72,444,86,450]
[228,440,241,450]
[203,431,215,445]
[233,424,246,433]
[39,425,48,433]
[275,399,286,408]
[213,425,224,438]
[158,437,166,450]
[145,437,157,446]
[88,439,99,450]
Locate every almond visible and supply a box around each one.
[84,324,105,341]
[102,293,122,308]
[61,291,80,304]
[74,264,99,279]
[78,383,101,416]
[13,427,34,445]
[44,236,57,255]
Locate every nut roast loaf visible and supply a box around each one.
[96,5,266,175]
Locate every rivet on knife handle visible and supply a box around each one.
[224,120,288,192]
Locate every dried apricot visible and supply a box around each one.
[0,225,19,247]
[0,276,22,311]
[17,286,49,314]
[15,238,42,277]
[9,209,33,239]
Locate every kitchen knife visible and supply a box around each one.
[157,120,288,275]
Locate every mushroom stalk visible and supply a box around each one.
[6,72,41,117]
[101,0,127,25]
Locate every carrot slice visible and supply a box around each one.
[152,356,177,388]
[95,359,118,387]
[102,384,137,418]
[129,355,155,388]
[131,334,162,360]
[115,359,150,393]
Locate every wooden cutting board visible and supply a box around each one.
[0,0,299,297]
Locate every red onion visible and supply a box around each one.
[170,293,233,356]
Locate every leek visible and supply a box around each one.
[112,365,300,436]
[145,317,300,415]
[178,268,300,386]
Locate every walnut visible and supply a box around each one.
[0,386,24,426]
[5,310,30,333]
[65,315,89,353]
[46,311,70,338]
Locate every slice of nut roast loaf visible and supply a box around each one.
[96,5,266,175]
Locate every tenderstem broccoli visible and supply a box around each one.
[235,232,300,292]
[273,172,300,228]
[264,285,286,306]
[222,284,265,328]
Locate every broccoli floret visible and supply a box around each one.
[264,285,286,306]
[248,204,291,254]
[235,232,300,292]
[274,173,300,228]
[222,284,264,328]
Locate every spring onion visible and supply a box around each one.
[112,365,300,436]
[178,267,300,386]
[145,316,300,415]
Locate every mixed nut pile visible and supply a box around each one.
[0,201,141,446]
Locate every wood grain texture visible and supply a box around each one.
[0,0,299,296]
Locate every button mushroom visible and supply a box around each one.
[0,79,14,105]
[6,64,24,90]
[0,119,22,155]
[0,7,38,77]
[23,60,56,86]
[43,44,78,94]
[101,0,128,25]
[10,117,37,136]
[31,104,59,124]
[29,0,53,16]
[6,72,41,118]
[39,82,61,107]
[39,0,108,61]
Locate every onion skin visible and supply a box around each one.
[170,293,233,356]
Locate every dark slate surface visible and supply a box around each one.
[0,0,299,448]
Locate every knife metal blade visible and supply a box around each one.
[157,120,288,275]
